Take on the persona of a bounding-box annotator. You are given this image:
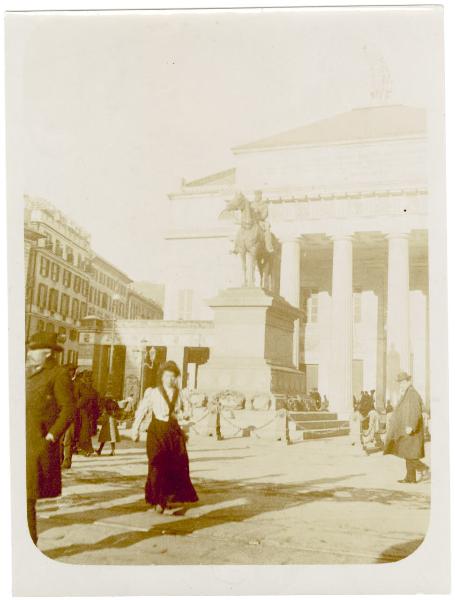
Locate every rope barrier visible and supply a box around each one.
[187,409,209,436]
[189,409,209,425]
[220,413,243,433]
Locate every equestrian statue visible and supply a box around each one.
[219,190,278,290]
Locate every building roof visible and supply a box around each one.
[183,168,236,188]
[232,105,426,153]
[127,285,163,312]
[92,253,133,284]
[130,282,165,307]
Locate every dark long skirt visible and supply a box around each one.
[145,416,198,507]
[78,410,94,453]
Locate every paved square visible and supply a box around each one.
[36,435,430,565]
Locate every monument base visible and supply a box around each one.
[197,287,305,405]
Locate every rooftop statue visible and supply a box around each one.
[219,190,278,290]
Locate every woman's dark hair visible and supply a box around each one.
[158,360,181,380]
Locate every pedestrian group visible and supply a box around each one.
[25,331,429,547]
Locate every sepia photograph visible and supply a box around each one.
[5,3,450,595]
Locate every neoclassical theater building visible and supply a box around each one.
[82,104,429,419]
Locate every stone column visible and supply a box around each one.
[329,234,353,418]
[386,232,410,404]
[279,237,301,368]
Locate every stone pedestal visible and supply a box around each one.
[197,287,305,403]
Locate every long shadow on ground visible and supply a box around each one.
[42,473,429,562]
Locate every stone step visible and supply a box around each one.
[301,426,350,440]
[294,419,350,431]
[288,411,338,422]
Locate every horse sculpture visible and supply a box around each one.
[220,191,277,289]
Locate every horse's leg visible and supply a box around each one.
[258,256,264,289]
[250,251,258,287]
[245,252,252,286]
[241,252,247,286]
[264,257,270,291]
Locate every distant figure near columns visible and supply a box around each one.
[329,234,353,419]
[386,232,411,405]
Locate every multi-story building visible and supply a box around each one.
[25,196,92,364]
[127,287,162,320]
[86,255,162,321]
[24,196,163,366]
[87,254,131,320]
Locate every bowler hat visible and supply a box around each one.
[396,371,411,382]
[27,331,64,352]
[159,360,181,378]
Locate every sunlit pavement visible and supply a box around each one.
[36,434,430,565]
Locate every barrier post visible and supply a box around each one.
[275,408,290,445]
[207,399,222,440]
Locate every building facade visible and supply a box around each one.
[25,196,163,365]
[159,105,429,417]
[25,196,92,364]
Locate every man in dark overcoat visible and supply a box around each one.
[383,371,430,483]
[26,332,76,544]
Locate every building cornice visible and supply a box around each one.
[232,134,427,156]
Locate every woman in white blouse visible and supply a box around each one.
[131,360,198,514]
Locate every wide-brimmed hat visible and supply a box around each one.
[396,371,411,383]
[159,360,181,378]
[27,332,64,352]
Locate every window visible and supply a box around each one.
[60,293,70,318]
[55,240,63,257]
[69,329,78,342]
[77,254,82,268]
[58,326,66,340]
[46,322,55,333]
[66,247,74,264]
[51,262,60,283]
[36,320,45,332]
[39,256,50,277]
[80,302,87,319]
[48,288,59,313]
[63,270,72,287]
[43,235,53,252]
[82,280,89,296]
[89,286,94,302]
[71,298,79,321]
[353,288,362,323]
[37,283,48,308]
[177,289,193,320]
[74,276,81,294]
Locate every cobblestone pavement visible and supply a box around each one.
[36,435,430,565]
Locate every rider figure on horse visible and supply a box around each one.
[252,190,274,253]
[231,190,274,255]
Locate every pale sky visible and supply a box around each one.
[14,7,438,282]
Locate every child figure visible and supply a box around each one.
[96,399,121,456]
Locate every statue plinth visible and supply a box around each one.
[197,287,306,405]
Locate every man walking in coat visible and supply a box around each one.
[26,332,76,544]
[383,371,430,483]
